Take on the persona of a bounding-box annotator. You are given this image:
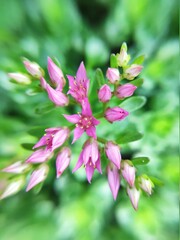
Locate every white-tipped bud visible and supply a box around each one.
[23,59,43,78]
[8,73,31,85]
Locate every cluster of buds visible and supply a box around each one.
[1,43,155,210]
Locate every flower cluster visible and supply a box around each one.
[1,43,155,210]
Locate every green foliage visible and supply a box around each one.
[120,96,146,112]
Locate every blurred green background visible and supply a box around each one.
[0,0,179,239]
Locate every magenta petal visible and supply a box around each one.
[72,127,84,143]
[86,126,97,139]
[63,114,80,123]
[82,98,92,116]
[72,151,84,173]
[46,84,69,106]
[85,163,95,183]
[107,164,120,200]
[76,62,87,82]
[33,135,47,149]
[40,77,47,89]
[96,155,102,174]
[52,128,70,150]
[67,75,76,89]
[83,139,98,165]
[92,117,100,126]
[26,149,52,163]
[56,147,71,178]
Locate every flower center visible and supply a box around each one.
[77,115,92,130]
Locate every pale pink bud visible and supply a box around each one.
[116,42,130,67]
[121,161,136,187]
[106,68,120,84]
[104,107,129,123]
[23,59,43,78]
[26,164,49,192]
[1,161,30,174]
[47,57,66,90]
[124,64,143,80]
[8,73,31,85]
[107,163,120,200]
[127,186,140,210]
[83,139,99,165]
[105,141,121,169]
[116,83,137,99]
[56,147,71,178]
[26,149,52,163]
[98,84,112,102]
[139,176,154,195]
[0,177,25,200]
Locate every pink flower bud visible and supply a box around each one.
[139,176,154,195]
[1,161,30,174]
[26,164,49,192]
[116,83,137,99]
[107,163,120,200]
[105,141,121,169]
[124,64,143,80]
[26,149,52,163]
[56,147,71,178]
[98,84,112,102]
[106,68,120,84]
[8,73,31,85]
[104,107,129,123]
[47,57,66,91]
[116,42,130,67]
[0,177,25,200]
[23,59,43,78]
[121,161,136,187]
[127,186,140,210]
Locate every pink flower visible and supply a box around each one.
[107,163,120,200]
[33,127,70,152]
[104,107,129,123]
[72,139,102,183]
[105,141,121,169]
[26,148,52,163]
[116,83,137,99]
[124,64,143,80]
[1,161,30,174]
[106,68,120,84]
[127,186,140,210]
[98,84,112,102]
[23,59,43,78]
[121,161,136,187]
[67,62,89,103]
[8,73,31,85]
[26,164,49,192]
[56,147,71,178]
[63,98,100,143]
[139,176,154,195]
[47,57,65,91]
[40,77,69,106]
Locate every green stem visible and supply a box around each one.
[94,112,104,119]
[97,137,106,144]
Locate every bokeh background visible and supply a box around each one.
[0,0,179,239]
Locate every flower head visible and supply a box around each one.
[98,84,112,102]
[116,83,137,99]
[104,107,129,123]
[121,161,136,187]
[67,62,89,103]
[105,141,121,169]
[47,57,66,91]
[107,163,120,200]
[72,139,102,183]
[33,127,70,152]
[106,68,120,84]
[64,98,100,143]
[56,147,71,178]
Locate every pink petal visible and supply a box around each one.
[56,147,71,178]
[76,62,88,83]
[92,117,100,126]
[86,126,97,139]
[72,151,84,173]
[26,149,52,163]
[52,128,70,150]
[96,155,102,174]
[72,127,84,143]
[33,135,47,149]
[63,114,80,123]
[83,139,98,165]
[82,98,92,116]
[85,163,95,183]
[46,84,69,106]
[105,142,121,169]
[67,75,76,90]
[107,164,120,200]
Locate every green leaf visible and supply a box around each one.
[131,78,144,87]
[133,55,145,64]
[35,102,54,114]
[27,127,46,138]
[149,176,164,186]
[131,157,150,165]
[120,96,146,112]
[116,125,143,144]
[95,68,105,87]
[21,143,34,150]
[110,54,118,68]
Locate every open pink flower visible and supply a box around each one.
[72,139,102,183]
[63,98,100,143]
[107,163,120,200]
[33,127,70,152]
[67,62,89,103]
